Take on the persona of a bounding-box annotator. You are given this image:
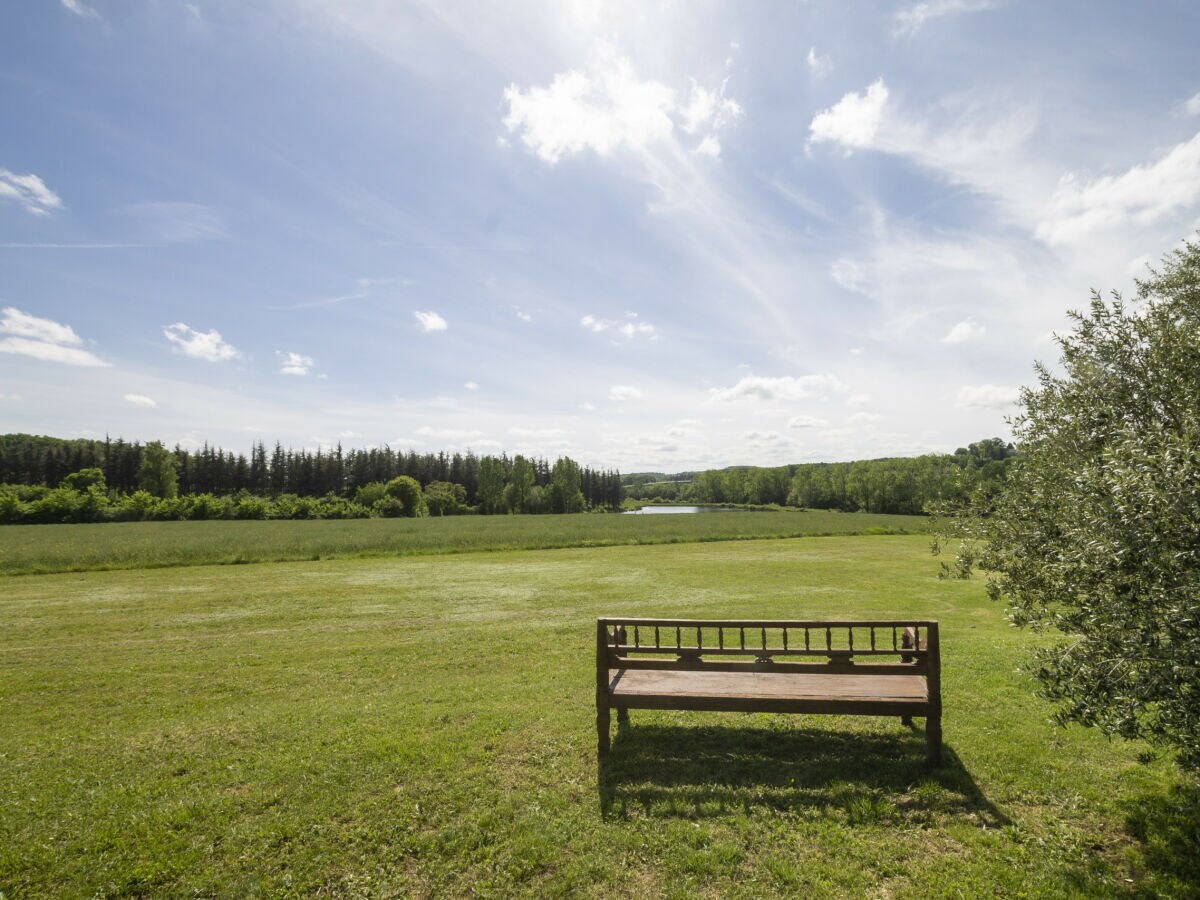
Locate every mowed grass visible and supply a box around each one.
[1,535,1195,898]
[0,509,926,576]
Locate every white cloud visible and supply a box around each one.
[1,306,81,345]
[0,307,108,367]
[502,45,739,165]
[0,392,21,401]
[1183,92,1200,117]
[695,135,722,158]
[809,79,888,150]
[893,0,997,36]
[0,169,63,216]
[711,374,846,403]
[580,312,657,339]
[1036,132,1200,245]
[508,426,568,438]
[413,310,448,332]
[940,318,986,343]
[0,337,108,367]
[61,0,101,18]
[464,381,479,390]
[806,47,831,79]
[956,384,1021,408]
[788,415,828,429]
[513,307,532,322]
[680,79,742,135]
[277,351,314,376]
[609,385,644,401]
[163,323,240,362]
[124,393,157,408]
[847,393,872,407]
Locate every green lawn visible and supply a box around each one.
[1,534,1194,897]
[0,509,926,576]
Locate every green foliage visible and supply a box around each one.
[937,235,1200,770]
[550,457,585,513]
[507,455,534,513]
[60,467,106,492]
[137,441,178,499]
[424,481,468,516]
[384,475,428,518]
[476,457,506,514]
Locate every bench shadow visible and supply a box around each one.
[598,720,1007,826]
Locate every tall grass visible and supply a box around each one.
[0,509,927,576]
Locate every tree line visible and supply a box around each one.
[623,438,1017,515]
[0,433,623,524]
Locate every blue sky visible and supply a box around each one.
[2,1,1199,471]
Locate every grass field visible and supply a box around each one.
[1,533,1195,897]
[0,509,926,576]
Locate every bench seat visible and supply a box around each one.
[609,669,929,716]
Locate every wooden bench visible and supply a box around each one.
[596,617,942,764]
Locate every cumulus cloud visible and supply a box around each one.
[956,384,1021,408]
[806,47,832,79]
[513,307,532,322]
[609,385,644,401]
[124,393,157,408]
[1183,91,1200,117]
[941,319,986,343]
[809,79,888,150]
[711,374,846,403]
[464,381,479,390]
[847,412,884,424]
[413,310,448,332]
[0,168,63,216]
[502,45,739,164]
[893,0,997,36]
[788,415,828,429]
[277,351,314,376]
[580,312,657,339]
[163,323,240,362]
[0,307,108,366]
[1036,132,1200,245]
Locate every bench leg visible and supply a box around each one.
[926,716,942,765]
[616,706,629,725]
[596,697,611,753]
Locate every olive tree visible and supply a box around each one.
[935,235,1200,769]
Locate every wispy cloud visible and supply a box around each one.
[893,0,997,36]
[124,393,157,408]
[806,47,832,80]
[711,374,846,403]
[277,351,314,376]
[464,381,479,390]
[609,385,644,401]
[940,318,986,343]
[1036,132,1200,245]
[580,312,657,339]
[788,415,828,428]
[60,0,101,20]
[413,310,447,332]
[0,307,108,366]
[0,168,63,216]
[956,384,1020,408]
[164,323,240,362]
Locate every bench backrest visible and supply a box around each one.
[597,617,939,680]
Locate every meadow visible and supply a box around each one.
[0,509,925,576]
[1,531,1195,897]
